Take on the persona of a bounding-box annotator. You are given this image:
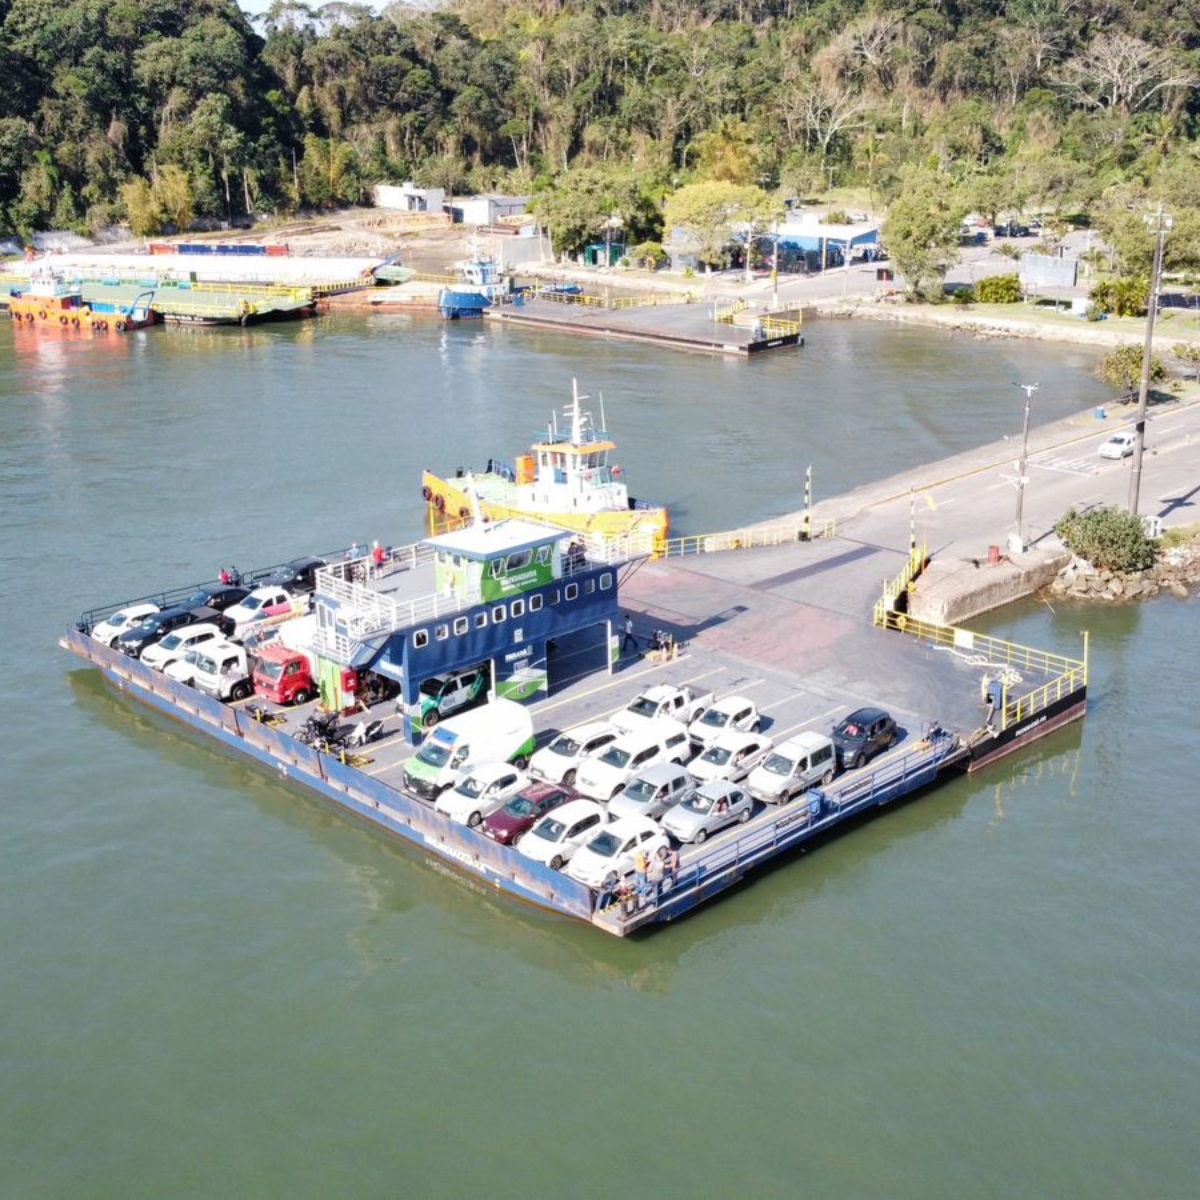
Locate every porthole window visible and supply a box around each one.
[529,594,543,612]
[600,572,613,590]
[475,612,488,629]
[453,616,469,636]
[511,599,525,618]
[435,624,449,641]
[492,604,507,623]
[565,583,579,601]
[584,579,595,595]
[413,629,429,649]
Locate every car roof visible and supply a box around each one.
[286,555,326,569]
[517,781,573,802]
[153,604,194,621]
[775,731,832,753]
[559,719,616,739]
[708,729,761,749]
[542,798,603,821]
[603,814,661,837]
[628,762,690,784]
[695,779,741,799]
[842,706,888,724]
[464,762,521,781]
[708,694,754,713]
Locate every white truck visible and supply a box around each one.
[165,639,253,702]
[611,683,714,736]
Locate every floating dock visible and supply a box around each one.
[62,523,1086,936]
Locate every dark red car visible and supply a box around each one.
[482,782,576,846]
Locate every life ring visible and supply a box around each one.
[25,312,34,321]
[71,317,80,327]
[97,320,108,331]
[38,310,47,321]
[59,315,69,325]
[114,320,126,332]
[433,493,445,512]
[421,485,432,501]
[458,506,470,519]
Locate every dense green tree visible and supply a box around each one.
[881,165,966,298]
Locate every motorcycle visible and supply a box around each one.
[345,717,385,748]
[295,709,342,745]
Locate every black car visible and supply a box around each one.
[185,583,250,612]
[117,605,208,658]
[263,555,327,594]
[832,707,898,770]
[188,605,235,639]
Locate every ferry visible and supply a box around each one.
[7,270,156,332]
[437,242,513,318]
[421,380,670,544]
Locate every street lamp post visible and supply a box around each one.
[1011,383,1038,554]
[1128,203,1171,517]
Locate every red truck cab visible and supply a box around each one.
[253,642,316,706]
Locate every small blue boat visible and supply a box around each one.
[438,243,512,319]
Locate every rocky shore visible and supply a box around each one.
[1047,542,1200,602]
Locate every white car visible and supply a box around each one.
[662,781,754,845]
[528,720,618,786]
[434,763,530,828]
[688,731,773,784]
[688,695,760,748]
[518,799,609,870]
[566,816,669,889]
[91,603,160,647]
[1098,431,1137,459]
[224,587,302,633]
[139,622,225,672]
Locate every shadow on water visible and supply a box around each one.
[67,663,1085,988]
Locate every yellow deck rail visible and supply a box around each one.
[762,315,802,337]
[873,550,1088,736]
[715,299,747,324]
[661,517,836,558]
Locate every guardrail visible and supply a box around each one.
[761,315,802,337]
[715,299,747,324]
[660,517,836,558]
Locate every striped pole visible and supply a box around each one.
[803,465,812,540]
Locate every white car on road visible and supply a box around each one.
[1098,431,1137,459]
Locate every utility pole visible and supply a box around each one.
[1012,383,1038,554]
[1128,203,1170,516]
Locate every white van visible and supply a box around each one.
[746,731,837,804]
[401,698,536,802]
[574,720,692,802]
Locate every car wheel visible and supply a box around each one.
[821,769,835,786]
[230,681,251,702]
[293,688,312,705]
[739,806,751,824]
[853,752,866,770]
[468,811,481,828]
[549,855,564,871]
[424,708,440,727]
[694,827,707,845]
[887,731,897,748]
[563,768,576,787]
[512,832,524,847]
[512,754,529,770]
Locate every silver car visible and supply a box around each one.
[662,781,754,845]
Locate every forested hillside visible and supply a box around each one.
[1,0,1196,276]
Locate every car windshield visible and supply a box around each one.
[533,818,566,842]
[625,698,659,719]
[547,734,581,757]
[702,745,732,766]
[158,632,184,651]
[762,753,795,777]
[108,612,135,629]
[194,653,218,673]
[241,594,267,612]
[419,678,448,698]
[838,723,862,739]
[134,613,163,630]
[455,775,486,799]
[683,794,715,814]
[623,779,654,802]
[697,708,729,729]
[598,745,632,769]
[187,589,213,606]
[587,831,621,857]
[257,660,283,681]
[416,742,451,768]
[505,796,538,817]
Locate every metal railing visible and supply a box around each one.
[661,517,836,558]
[761,315,802,337]
[715,299,747,324]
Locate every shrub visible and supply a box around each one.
[1096,344,1165,395]
[951,286,975,305]
[1056,506,1157,572]
[1090,277,1149,317]
[976,273,1023,303]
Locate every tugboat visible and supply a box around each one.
[437,239,513,318]
[421,380,669,543]
[8,269,156,333]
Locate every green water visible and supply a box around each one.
[2,314,1195,1196]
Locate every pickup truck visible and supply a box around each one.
[611,683,714,736]
[166,639,254,702]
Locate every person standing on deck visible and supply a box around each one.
[622,614,638,655]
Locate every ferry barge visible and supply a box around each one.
[62,525,1086,936]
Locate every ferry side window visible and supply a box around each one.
[565,583,579,601]
[584,579,595,595]
[492,605,507,623]
[536,547,551,566]
[529,595,543,612]
[435,624,449,641]
[511,599,525,618]
[454,616,469,636]
[491,560,504,579]
[475,613,488,629]
[413,630,429,649]
[600,572,612,590]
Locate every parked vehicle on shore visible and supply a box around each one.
[662,780,754,844]
[746,731,837,803]
[1098,431,1137,459]
[518,799,608,870]
[832,707,898,770]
